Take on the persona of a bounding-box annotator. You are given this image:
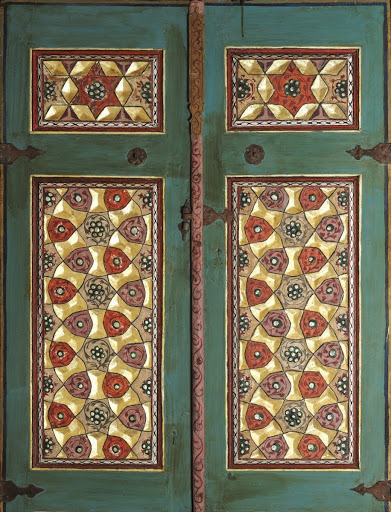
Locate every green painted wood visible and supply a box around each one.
[204,5,387,512]
[5,5,192,512]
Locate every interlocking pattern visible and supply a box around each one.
[227,49,359,131]
[32,50,163,132]
[32,178,163,469]
[227,177,359,469]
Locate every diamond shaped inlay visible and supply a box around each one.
[43,60,68,76]
[100,61,122,77]
[125,61,149,76]
[239,59,264,75]
[320,59,346,75]
[239,104,263,121]
[293,59,318,75]
[44,105,67,121]
[115,78,133,105]
[70,61,95,76]
[311,75,328,102]
[61,78,78,103]
[266,59,291,74]
[258,76,275,103]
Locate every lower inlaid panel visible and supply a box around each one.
[227,177,359,469]
[32,177,163,469]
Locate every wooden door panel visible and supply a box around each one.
[4,4,191,512]
[204,4,386,512]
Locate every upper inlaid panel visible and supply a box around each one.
[227,48,359,131]
[31,50,164,132]
[32,177,163,469]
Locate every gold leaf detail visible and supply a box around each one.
[44,105,67,121]
[96,106,122,121]
[257,76,275,103]
[320,60,346,75]
[99,61,122,77]
[322,103,347,119]
[266,60,291,75]
[293,59,319,75]
[268,104,294,120]
[125,107,151,123]
[311,75,328,102]
[71,105,95,121]
[43,61,68,76]
[239,59,264,75]
[61,78,78,103]
[295,103,318,120]
[70,61,95,76]
[239,104,263,121]
[125,62,149,77]
[115,78,133,105]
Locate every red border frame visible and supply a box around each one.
[226,48,360,132]
[31,50,164,133]
[31,176,164,469]
[227,176,360,470]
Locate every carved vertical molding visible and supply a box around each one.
[189,1,205,511]
[0,6,4,512]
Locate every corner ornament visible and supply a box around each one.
[351,480,391,502]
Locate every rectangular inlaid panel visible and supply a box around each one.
[227,177,359,469]
[31,177,163,469]
[227,48,359,131]
[31,50,163,132]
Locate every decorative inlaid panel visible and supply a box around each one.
[32,177,163,469]
[31,50,163,132]
[227,49,359,131]
[227,177,359,469]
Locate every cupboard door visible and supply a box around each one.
[4,4,191,511]
[204,4,387,511]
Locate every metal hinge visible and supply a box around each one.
[0,143,45,165]
[352,480,391,502]
[347,142,391,164]
[0,480,43,503]
[178,199,234,240]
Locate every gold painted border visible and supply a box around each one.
[29,48,166,135]
[29,174,166,472]
[225,173,362,471]
[224,46,362,134]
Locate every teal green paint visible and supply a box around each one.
[5,5,191,512]
[4,3,389,511]
[204,5,386,512]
